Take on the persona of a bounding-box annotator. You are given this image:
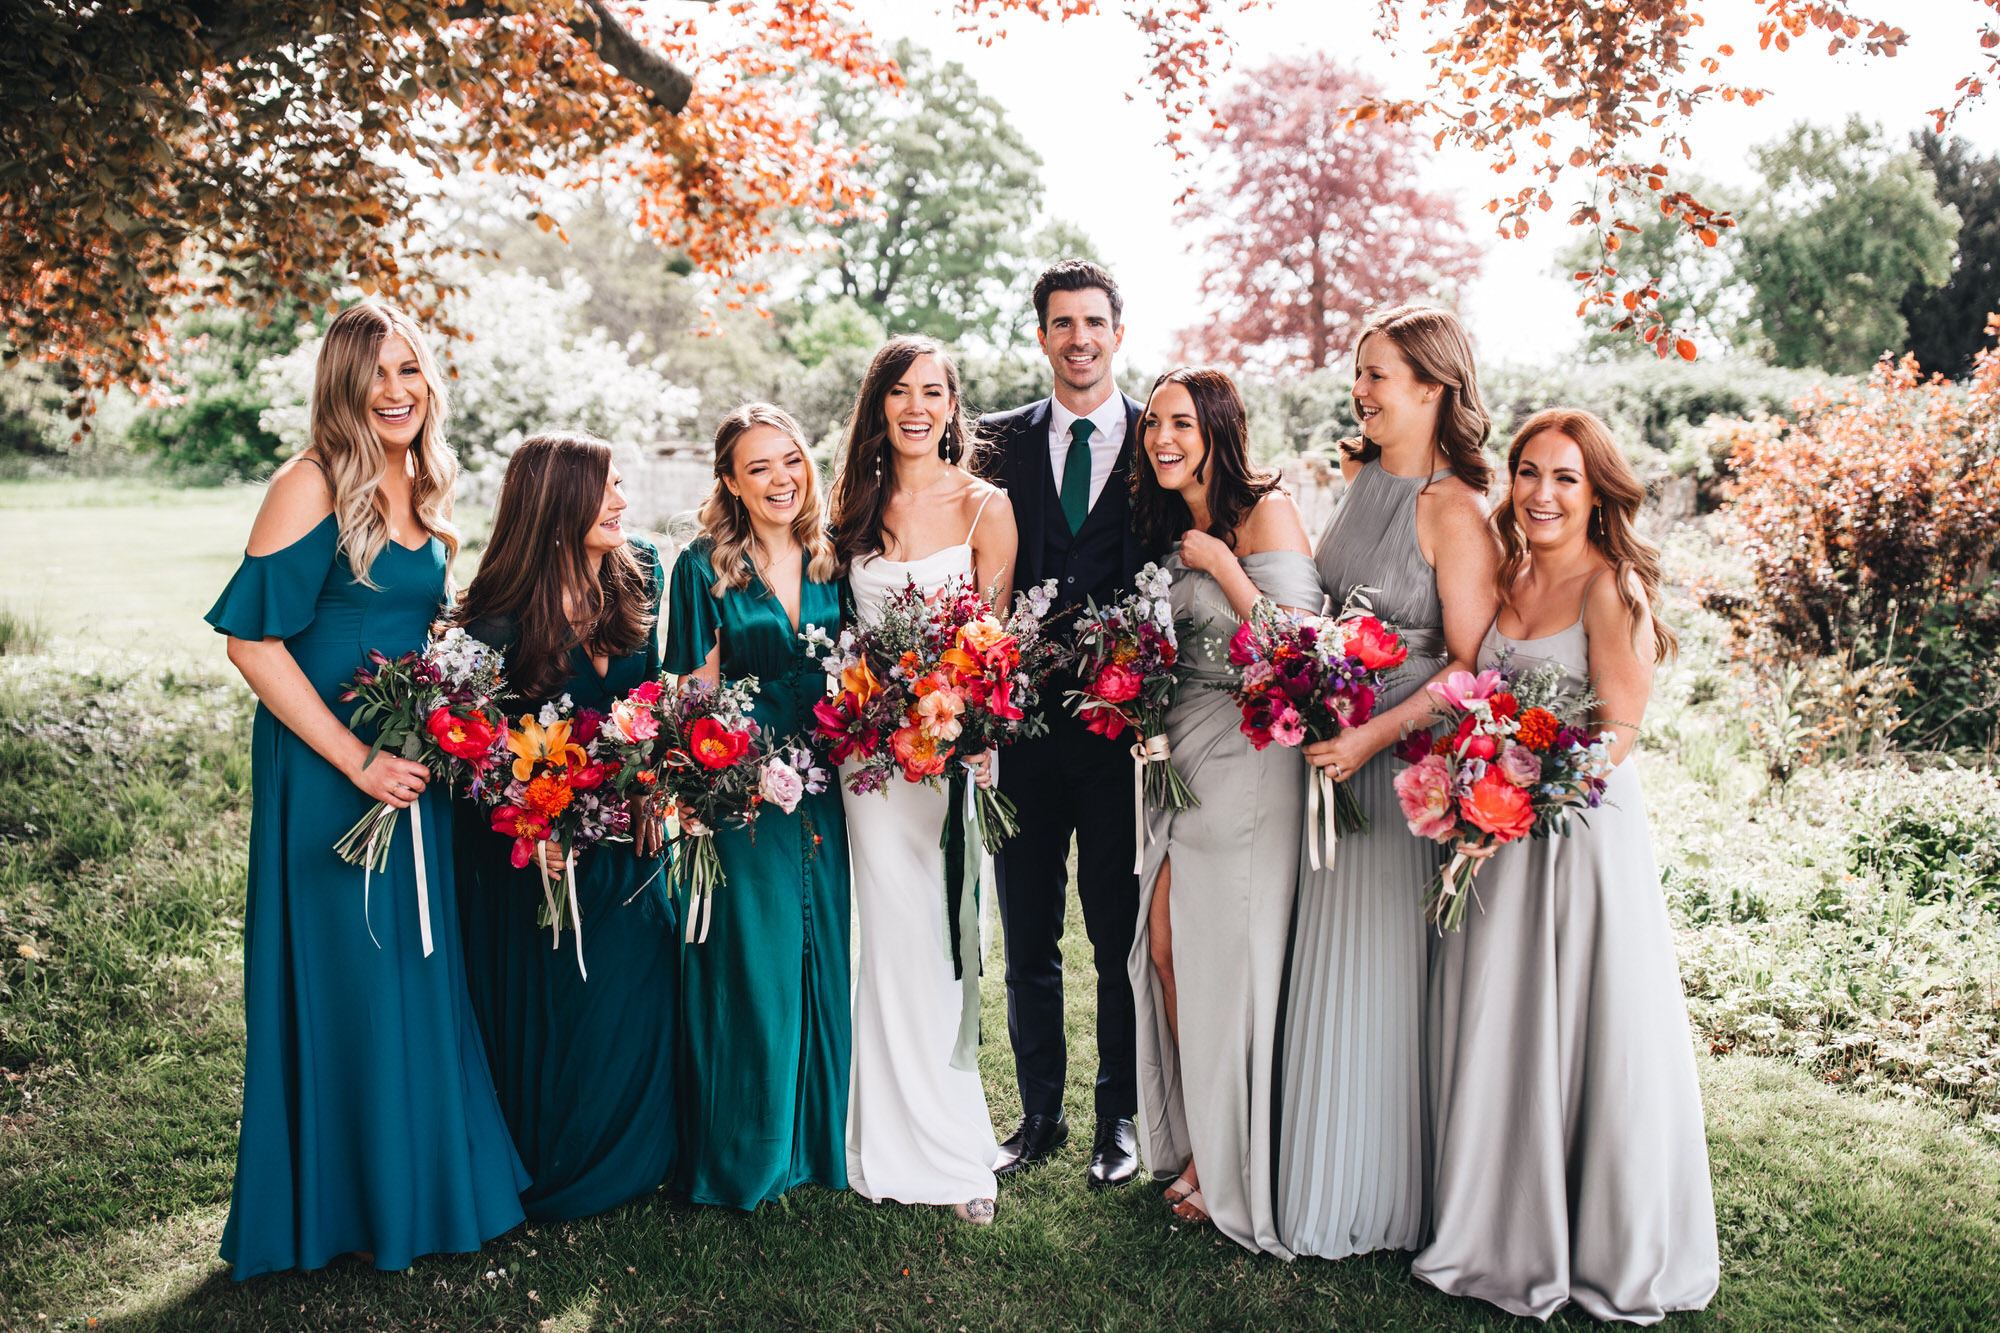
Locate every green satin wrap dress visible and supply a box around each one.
[207,515,528,1280]
[662,537,851,1209]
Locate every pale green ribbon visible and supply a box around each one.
[947,782,986,1073]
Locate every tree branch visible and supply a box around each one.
[565,0,694,116]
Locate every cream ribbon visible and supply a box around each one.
[683,830,715,946]
[1306,765,1340,872]
[947,785,986,1073]
[1129,732,1172,873]
[359,799,434,957]
[536,842,586,979]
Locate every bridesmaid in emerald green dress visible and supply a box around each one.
[208,302,527,1280]
[451,430,680,1221]
[665,403,851,1209]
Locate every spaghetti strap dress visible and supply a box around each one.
[663,536,852,1210]
[455,536,681,1222]
[1275,460,1449,1259]
[1130,545,1322,1257]
[207,515,527,1280]
[1412,617,1719,1322]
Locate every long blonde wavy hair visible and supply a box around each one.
[1496,407,1678,662]
[309,301,460,586]
[699,403,839,595]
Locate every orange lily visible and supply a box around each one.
[507,715,588,782]
[841,657,882,707]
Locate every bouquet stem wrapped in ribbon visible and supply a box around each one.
[812,574,1059,1070]
[334,629,511,956]
[1391,661,1618,931]
[1059,561,1199,872]
[1221,593,1409,871]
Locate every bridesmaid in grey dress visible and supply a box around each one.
[1276,305,1501,1261]
[1413,408,1717,1322]
[1124,368,1321,1256]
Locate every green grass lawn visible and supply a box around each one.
[3,481,1998,1331]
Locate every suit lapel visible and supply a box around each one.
[1011,397,1055,581]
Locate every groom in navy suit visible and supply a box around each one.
[982,261,1154,1189]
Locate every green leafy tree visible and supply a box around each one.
[1735,118,1960,374]
[125,304,309,477]
[1556,175,1750,358]
[1901,131,2000,380]
[818,39,1045,346]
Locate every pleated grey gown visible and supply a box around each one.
[1131,546,1323,1258]
[1412,620,1719,1323]
[1277,461,1450,1260]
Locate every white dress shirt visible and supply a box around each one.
[1048,391,1128,514]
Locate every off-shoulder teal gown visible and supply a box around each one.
[207,516,527,1281]
[663,537,851,1209]
[455,537,680,1221]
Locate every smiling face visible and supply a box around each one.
[882,353,954,464]
[367,334,430,449]
[1038,287,1124,401]
[724,424,811,532]
[1511,429,1596,550]
[1352,333,1439,453]
[1141,381,1208,498]
[580,460,630,558]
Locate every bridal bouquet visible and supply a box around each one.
[334,628,511,955]
[1391,662,1617,931]
[812,574,1060,853]
[1222,595,1408,867]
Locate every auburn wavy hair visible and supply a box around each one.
[309,301,460,586]
[1348,303,1492,492]
[1129,367,1280,551]
[828,336,985,573]
[1496,407,1678,662]
[698,403,839,596]
[451,431,656,700]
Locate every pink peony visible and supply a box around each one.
[1093,662,1143,705]
[1497,743,1542,787]
[608,699,658,744]
[759,758,805,813]
[1393,754,1458,841]
[629,679,664,705]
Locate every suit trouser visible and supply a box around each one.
[995,707,1139,1121]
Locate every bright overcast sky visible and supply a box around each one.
[869,1,2000,369]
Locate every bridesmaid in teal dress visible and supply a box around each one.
[664,403,852,1210]
[451,430,680,1221]
[208,302,526,1280]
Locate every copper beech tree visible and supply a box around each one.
[1175,55,1481,373]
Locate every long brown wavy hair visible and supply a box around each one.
[828,335,985,573]
[1496,407,1678,662]
[1348,303,1492,492]
[452,431,656,700]
[311,301,460,586]
[1129,367,1280,551]
[699,403,839,596]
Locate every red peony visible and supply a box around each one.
[1462,769,1534,841]
[1081,702,1128,739]
[1345,616,1408,671]
[1093,662,1143,705]
[689,716,752,770]
[629,679,664,705]
[427,706,499,762]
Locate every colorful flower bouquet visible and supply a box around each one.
[1222,596,1408,868]
[1059,561,1198,869]
[812,574,1060,853]
[1391,661,1617,931]
[335,628,511,955]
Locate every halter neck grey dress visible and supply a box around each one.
[1276,460,1450,1260]
[1412,617,1718,1322]
[1130,546,1323,1258]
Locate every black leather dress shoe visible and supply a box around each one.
[993,1111,1069,1176]
[1086,1115,1139,1190]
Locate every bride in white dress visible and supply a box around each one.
[826,335,1018,1224]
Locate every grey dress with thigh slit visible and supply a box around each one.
[1130,545,1323,1258]
[1411,619,1718,1322]
[1276,460,1451,1260]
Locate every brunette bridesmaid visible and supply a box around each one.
[1413,408,1718,1321]
[208,302,526,1277]
[1275,304,1501,1260]
[663,404,852,1210]
[452,430,679,1221]
[1126,368,1321,1255]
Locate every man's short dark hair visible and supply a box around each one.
[1032,260,1122,332]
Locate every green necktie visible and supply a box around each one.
[1060,417,1094,534]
